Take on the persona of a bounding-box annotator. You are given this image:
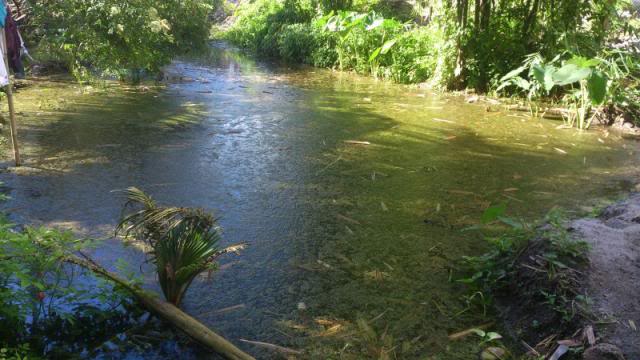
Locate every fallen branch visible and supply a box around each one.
[238,339,302,356]
[448,322,494,341]
[65,254,255,360]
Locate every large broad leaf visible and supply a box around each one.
[587,70,608,105]
[499,64,527,82]
[552,64,591,86]
[325,15,341,32]
[567,56,600,68]
[368,47,382,62]
[532,64,556,93]
[380,38,397,54]
[512,77,530,91]
[496,76,530,92]
[365,17,384,31]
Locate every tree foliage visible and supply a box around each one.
[28,0,217,81]
[225,0,638,91]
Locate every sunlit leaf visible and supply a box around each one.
[380,38,397,54]
[499,65,527,82]
[567,56,600,68]
[365,17,384,30]
[552,64,591,86]
[532,64,556,92]
[368,47,382,62]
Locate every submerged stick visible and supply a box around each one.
[238,339,302,356]
[447,322,494,341]
[65,254,255,360]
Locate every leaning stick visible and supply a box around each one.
[0,31,20,166]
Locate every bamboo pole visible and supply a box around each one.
[0,30,20,166]
[66,254,255,360]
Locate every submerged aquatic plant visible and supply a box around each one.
[116,187,243,306]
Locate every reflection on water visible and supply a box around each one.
[2,42,639,358]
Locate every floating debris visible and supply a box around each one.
[433,118,456,124]
[344,140,371,145]
[337,213,361,225]
[364,270,390,281]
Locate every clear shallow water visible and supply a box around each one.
[2,43,640,358]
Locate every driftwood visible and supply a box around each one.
[65,254,255,360]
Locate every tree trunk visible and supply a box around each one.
[521,0,540,44]
[65,255,256,360]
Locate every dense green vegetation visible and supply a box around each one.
[222,0,640,127]
[0,217,141,358]
[26,0,218,81]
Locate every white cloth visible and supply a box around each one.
[0,35,8,87]
[0,0,9,86]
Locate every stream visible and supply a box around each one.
[2,43,640,358]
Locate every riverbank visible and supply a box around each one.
[486,196,640,359]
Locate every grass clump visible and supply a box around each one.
[458,205,591,346]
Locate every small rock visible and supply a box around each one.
[583,343,626,360]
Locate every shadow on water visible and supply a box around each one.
[2,42,639,358]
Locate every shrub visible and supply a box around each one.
[0,217,139,356]
[382,27,436,83]
[29,0,215,81]
[278,23,316,63]
[309,16,340,67]
[226,0,314,58]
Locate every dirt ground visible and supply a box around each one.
[571,196,640,359]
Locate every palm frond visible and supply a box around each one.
[116,187,237,306]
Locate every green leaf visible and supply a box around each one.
[552,64,591,86]
[365,17,383,31]
[499,65,527,82]
[380,39,397,54]
[587,70,608,105]
[497,216,523,229]
[368,47,382,62]
[567,56,600,68]
[512,77,531,91]
[532,64,556,92]
[482,203,507,224]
